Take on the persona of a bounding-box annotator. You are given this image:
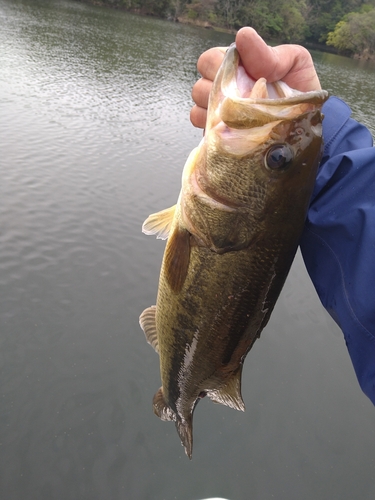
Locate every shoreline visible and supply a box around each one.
[76,0,236,35]
[75,1,331,52]
[75,0,375,61]
[176,16,236,35]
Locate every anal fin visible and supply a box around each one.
[139,306,159,353]
[207,365,245,411]
[152,387,175,421]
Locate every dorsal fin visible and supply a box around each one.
[139,306,159,353]
[207,366,245,411]
[142,205,176,240]
[164,226,191,293]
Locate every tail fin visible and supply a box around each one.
[175,417,193,460]
[152,387,194,459]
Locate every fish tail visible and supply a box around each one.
[175,418,193,460]
[153,388,194,458]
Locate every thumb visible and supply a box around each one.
[235,27,321,91]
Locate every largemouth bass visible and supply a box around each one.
[140,44,328,459]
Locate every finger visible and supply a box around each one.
[190,105,207,129]
[275,45,321,91]
[197,47,226,81]
[236,27,278,81]
[191,78,212,110]
[236,27,321,91]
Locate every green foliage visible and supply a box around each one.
[360,3,375,13]
[79,0,375,57]
[214,0,307,41]
[237,1,282,35]
[137,0,171,16]
[305,0,365,42]
[326,20,353,52]
[187,7,199,19]
[274,0,308,42]
[169,0,188,19]
[215,0,244,28]
[327,8,375,57]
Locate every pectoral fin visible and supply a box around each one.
[208,366,245,411]
[164,226,190,293]
[139,306,159,353]
[142,205,176,240]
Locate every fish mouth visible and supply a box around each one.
[206,43,329,132]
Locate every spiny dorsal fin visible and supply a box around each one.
[208,366,245,411]
[142,205,176,240]
[139,306,159,353]
[164,226,190,293]
[152,387,175,422]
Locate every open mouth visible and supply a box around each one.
[234,63,302,100]
[206,44,328,134]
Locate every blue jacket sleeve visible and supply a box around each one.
[300,96,375,405]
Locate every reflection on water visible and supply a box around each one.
[0,0,374,499]
[313,51,375,137]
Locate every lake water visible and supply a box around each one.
[0,0,375,499]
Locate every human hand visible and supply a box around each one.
[190,27,322,129]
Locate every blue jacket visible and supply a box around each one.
[300,96,375,405]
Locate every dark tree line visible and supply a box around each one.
[83,0,375,58]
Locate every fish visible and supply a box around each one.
[140,43,328,459]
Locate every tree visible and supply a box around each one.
[305,0,365,43]
[235,0,307,41]
[237,1,283,35]
[326,20,354,52]
[275,0,307,41]
[327,8,375,58]
[216,0,245,28]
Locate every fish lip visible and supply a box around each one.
[209,44,328,132]
[227,90,329,106]
[222,43,328,106]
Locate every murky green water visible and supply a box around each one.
[0,0,374,499]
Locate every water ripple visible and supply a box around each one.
[1,1,375,499]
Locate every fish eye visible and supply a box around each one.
[265,144,293,170]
